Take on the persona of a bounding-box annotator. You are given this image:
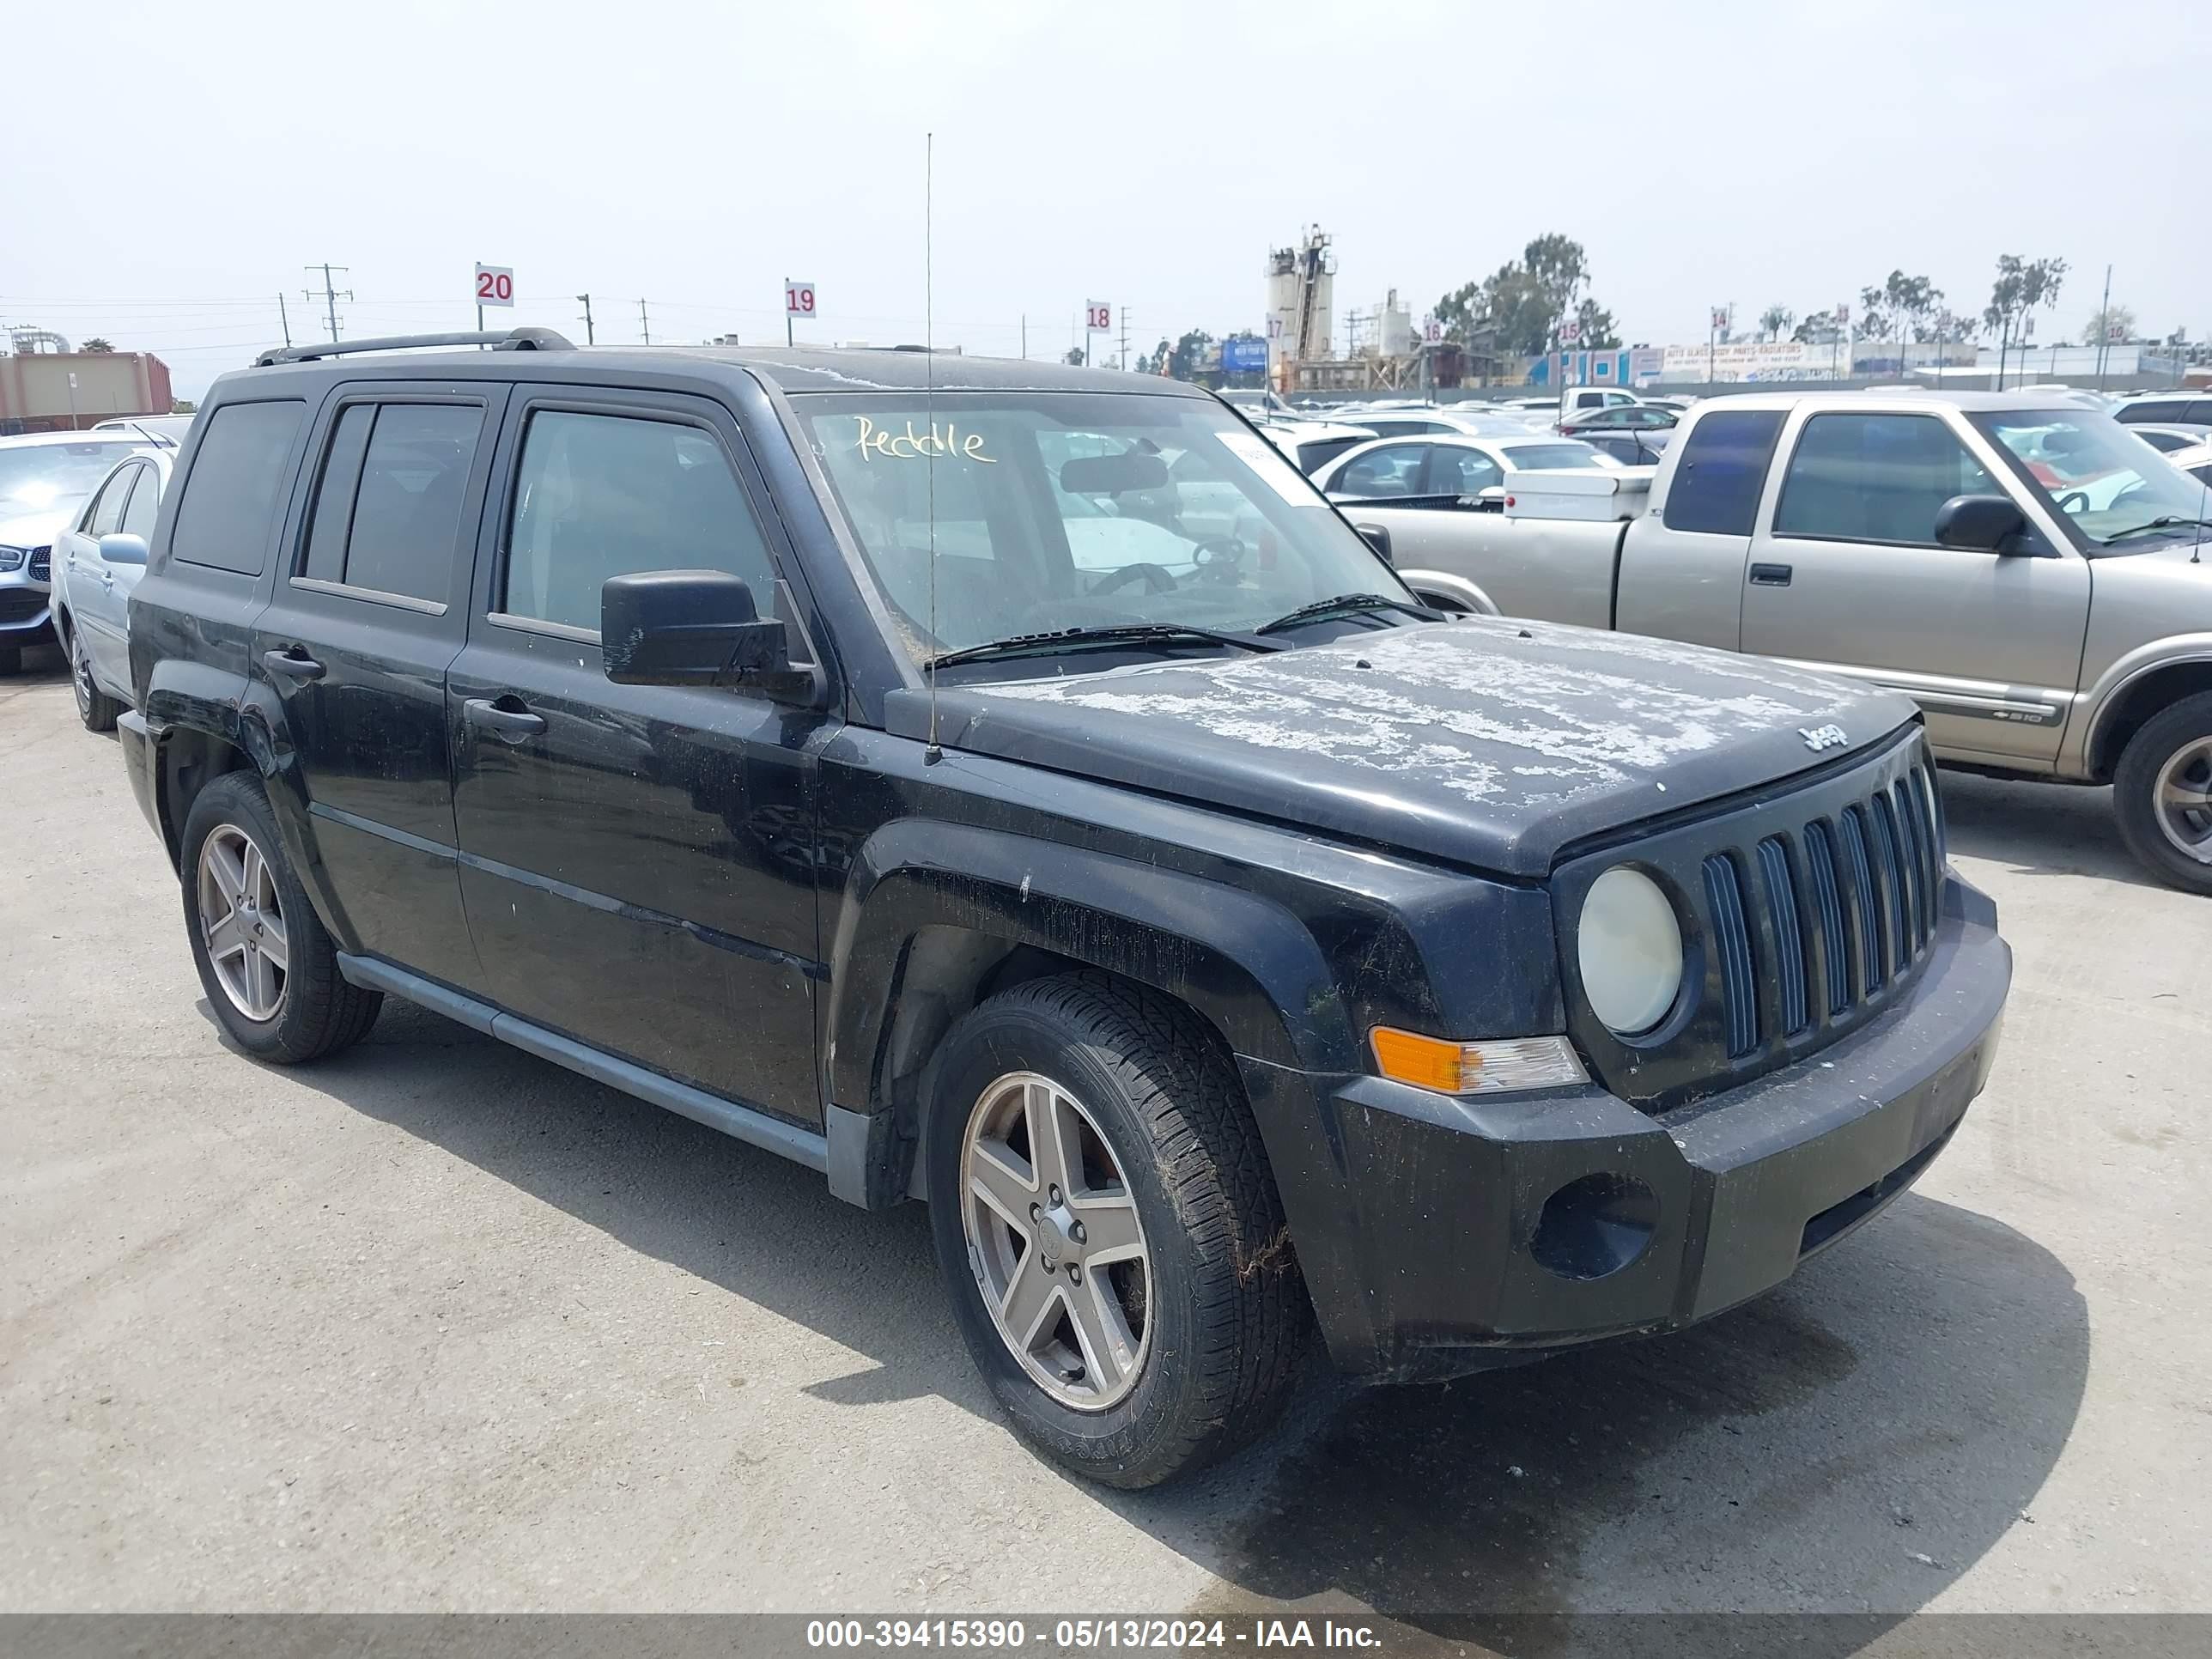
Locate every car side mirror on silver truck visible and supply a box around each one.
[1934,494,2030,555]
[600,569,816,702]
[1356,524,1393,563]
[98,532,149,567]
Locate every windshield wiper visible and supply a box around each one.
[922,622,1284,671]
[2102,517,2212,546]
[1255,592,1437,635]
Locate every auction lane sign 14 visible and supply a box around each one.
[475,264,515,308]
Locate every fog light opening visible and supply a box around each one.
[1529,1173,1659,1282]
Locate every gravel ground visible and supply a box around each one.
[3,642,2205,1638]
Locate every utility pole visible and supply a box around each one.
[304,264,351,342]
[2094,263,2113,388]
[638,298,652,347]
[1117,307,1129,373]
[276,294,292,349]
[576,293,595,345]
[1020,313,1027,361]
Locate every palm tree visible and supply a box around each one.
[81,337,115,353]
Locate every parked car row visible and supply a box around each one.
[0,429,174,675]
[1327,388,2212,893]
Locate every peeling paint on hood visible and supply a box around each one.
[894,618,1919,877]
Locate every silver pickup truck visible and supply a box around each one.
[1346,390,2212,893]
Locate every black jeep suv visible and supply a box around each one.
[118,329,2010,1486]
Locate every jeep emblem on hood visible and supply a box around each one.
[1800,724,1849,752]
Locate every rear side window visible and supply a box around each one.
[171,401,306,574]
[2116,400,2185,423]
[300,402,484,605]
[1661,409,1784,536]
[2186,400,2212,425]
[501,410,775,635]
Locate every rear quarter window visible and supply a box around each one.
[170,400,307,574]
[1661,409,1785,536]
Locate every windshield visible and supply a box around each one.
[1970,410,2212,550]
[0,441,139,516]
[796,392,1408,665]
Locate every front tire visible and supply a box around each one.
[2113,691,2212,896]
[69,625,119,732]
[180,773,383,1061]
[925,972,1307,1488]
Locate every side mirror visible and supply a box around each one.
[1357,524,1393,563]
[601,569,813,700]
[98,532,149,567]
[1934,494,2030,554]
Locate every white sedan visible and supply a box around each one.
[1312,432,1624,503]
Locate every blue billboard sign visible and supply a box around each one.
[1220,337,1269,373]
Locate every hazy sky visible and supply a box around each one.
[9,0,2203,400]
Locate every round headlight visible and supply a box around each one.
[1577,866,1685,1036]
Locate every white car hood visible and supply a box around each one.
[0,507,70,551]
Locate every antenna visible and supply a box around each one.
[924,130,943,763]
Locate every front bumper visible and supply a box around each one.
[1241,874,2009,1381]
[0,568,53,646]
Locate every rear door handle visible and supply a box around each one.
[261,647,326,682]
[1748,562,1794,587]
[463,696,546,743]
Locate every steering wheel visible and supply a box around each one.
[2056,489,2090,515]
[1087,562,1178,596]
[1189,536,1248,586]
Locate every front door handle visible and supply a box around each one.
[1748,562,1794,587]
[463,696,546,743]
[262,647,326,682]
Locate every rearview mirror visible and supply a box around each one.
[1356,524,1392,563]
[1934,494,2030,554]
[1059,453,1169,494]
[98,532,149,567]
[601,569,813,700]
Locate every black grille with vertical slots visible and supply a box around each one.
[1758,836,1810,1037]
[1703,854,1758,1058]
[1557,731,1954,1111]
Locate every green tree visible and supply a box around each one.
[1759,305,1795,343]
[1572,298,1620,350]
[1061,346,1086,366]
[1984,254,2068,385]
[170,399,198,413]
[1859,271,1944,358]
[1793,309,1844,344]
[1165,330,1214,381]
[2081,302,2136,345]
[1434,233,1608,356]
[81,337,114,353]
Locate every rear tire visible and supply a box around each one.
[924,971,1307,1488]
[70,626,119,732]
[180,772,383,1062]
[2113,691,2212,896]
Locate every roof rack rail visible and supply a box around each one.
[253,326,575,368]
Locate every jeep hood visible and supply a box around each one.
[896,618,1918,878]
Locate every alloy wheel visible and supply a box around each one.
[197,824,289,1021]
[71,639,95,720]
[2154,737,2212,865]
[959,1071,1153,1411]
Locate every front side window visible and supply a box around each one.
[794,391,1407,665]
[119,465,161,540]
[502,410,775,635]
[87,465,137,536]
[170,402,307,574]
[1661,409,1784,536]
[1772,413,1996,546]
[1972,409,2212,552]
